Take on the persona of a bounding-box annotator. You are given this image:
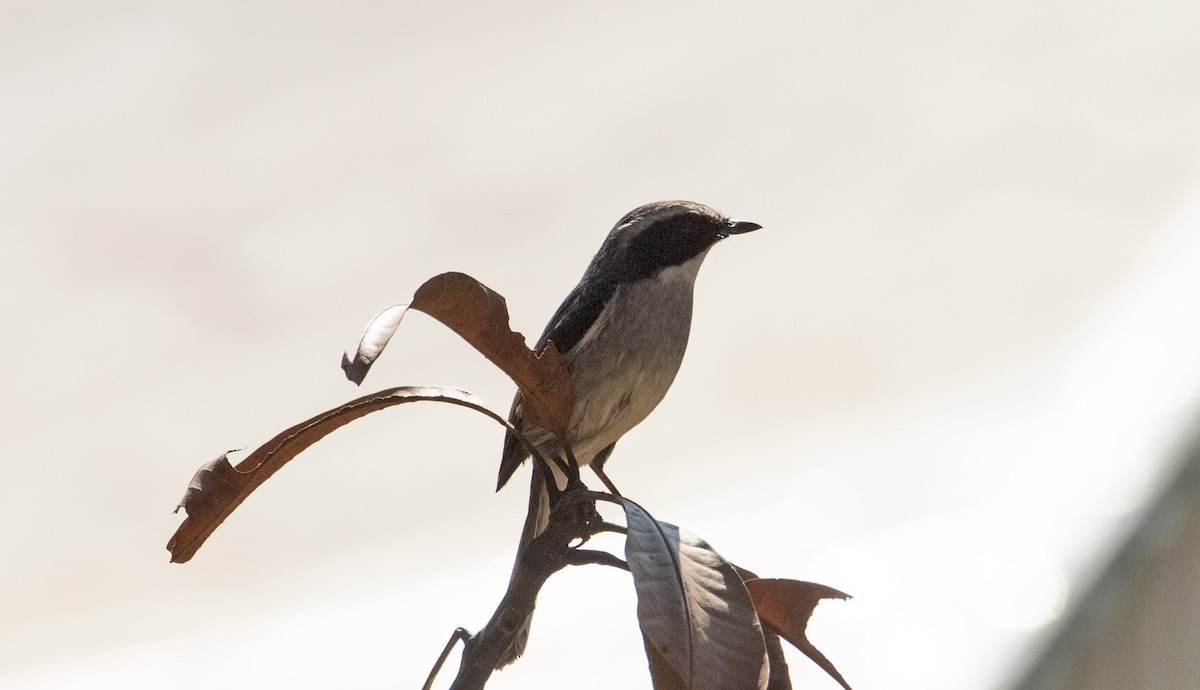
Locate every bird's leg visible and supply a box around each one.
[591,462,622,498]
[561,446,583,489]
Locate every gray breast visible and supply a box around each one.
[559,252,705,466]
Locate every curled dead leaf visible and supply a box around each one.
[342,272,573,440]
[341,305,408,383]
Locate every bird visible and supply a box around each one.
[495,200,760,667]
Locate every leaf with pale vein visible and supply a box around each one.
[167,386,517,563]
[622,498,769,690]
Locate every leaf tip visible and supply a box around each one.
[341,303,411,385]
[166,534,193,564]
[341,351,369,385]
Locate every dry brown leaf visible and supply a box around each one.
[167,385,515,563]
[341,272,574,440]
[743,579,853,690]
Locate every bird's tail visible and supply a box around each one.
[495,462,552,668]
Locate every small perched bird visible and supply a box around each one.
[496,200,760,667]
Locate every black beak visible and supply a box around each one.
[724,219,762,236]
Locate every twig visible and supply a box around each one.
[564,548,629,571]
[591,462,622,497]
[445,485,601,690]
[588,521,628,536]
[422,627,472,690]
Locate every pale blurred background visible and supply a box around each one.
[5,1,1200,689]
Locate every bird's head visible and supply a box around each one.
[588,201,760,284]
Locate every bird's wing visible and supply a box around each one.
[534,279,615,354]
[497,390,528,490]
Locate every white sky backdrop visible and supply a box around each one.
[4,1,1200,689]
